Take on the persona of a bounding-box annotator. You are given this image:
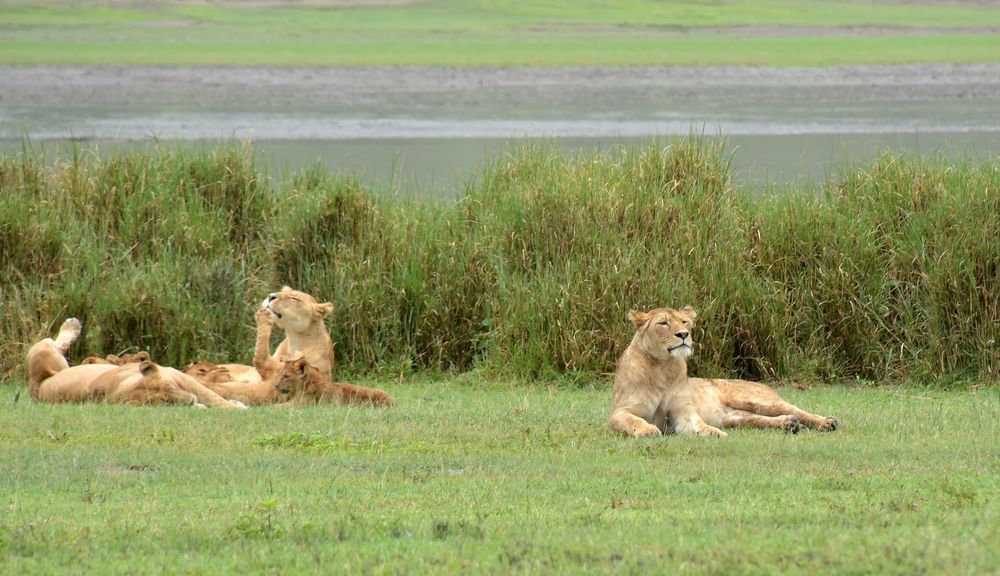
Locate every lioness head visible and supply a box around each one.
[627,306,697,361]
[262,286,334,332]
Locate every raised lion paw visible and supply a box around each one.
[255,308,273,325]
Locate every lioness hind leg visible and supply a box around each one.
[722,410,800,434]
[721,380,838,432]
[26,318,83,398]
[54,318,82,353]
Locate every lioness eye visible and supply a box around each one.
[658,321,669,326]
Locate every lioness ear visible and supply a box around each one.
[680,305,698,321]
[627,310,650,328]
[315,302,334,319]
[139,360,159,377]
[294,358,308,377]
[134,351,150,363]
[281,285,293,292]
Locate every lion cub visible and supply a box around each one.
[274,357,395,408]
[610,306,838,438]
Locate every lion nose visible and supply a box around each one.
[676,331,689,340]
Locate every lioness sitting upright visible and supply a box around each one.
[262,286,336,381]
[609,306,837,438]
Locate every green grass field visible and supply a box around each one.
[2,0,1000,66]
[1,381,997,574]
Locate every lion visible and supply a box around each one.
[262,286,336,381]
[186,287,336,396]
[26,318,243,409]
[609,306,837,438]
[81,351,151,366]
[182,309,282,405]
[274,356,395,407]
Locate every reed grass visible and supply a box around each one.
[2,138,998,387]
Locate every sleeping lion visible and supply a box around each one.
[26,318,242,408]
[610,306,837,438]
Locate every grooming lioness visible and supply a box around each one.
[26,319,241,408]
[185,287,391,407]
[262,286,336,381]
[183,287,336,404]
[609,306,837,438]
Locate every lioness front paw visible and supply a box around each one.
[701,425,727,438]
[255,308,273,325]
[633,424,662,438]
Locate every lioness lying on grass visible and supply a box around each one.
[26,319,242,408]
[273,356,395,407]
[609,306,837,438]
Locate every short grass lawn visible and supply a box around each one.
[1,379,997,574]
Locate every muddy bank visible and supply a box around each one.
[4,64,1000,113]
[3,64,1000,140]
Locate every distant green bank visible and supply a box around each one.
[2,138,998,387]
[2,0,1000,66]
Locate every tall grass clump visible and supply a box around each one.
[2,138,998,387]
[0,143,270,378]
[465,140,773,379]
[268,168,491,372]
[751,153,1000,383]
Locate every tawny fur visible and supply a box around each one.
[263,286,336,381]
[81,351,151,366]
[274,357,395,408]
[26,319,240,408]
[185,287,337,404]
[609,306,837,438]
[183,310,282,405]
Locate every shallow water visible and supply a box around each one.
[2,64,998,194]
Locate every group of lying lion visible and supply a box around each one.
[26,287,835,436]
[25,287,394,410]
